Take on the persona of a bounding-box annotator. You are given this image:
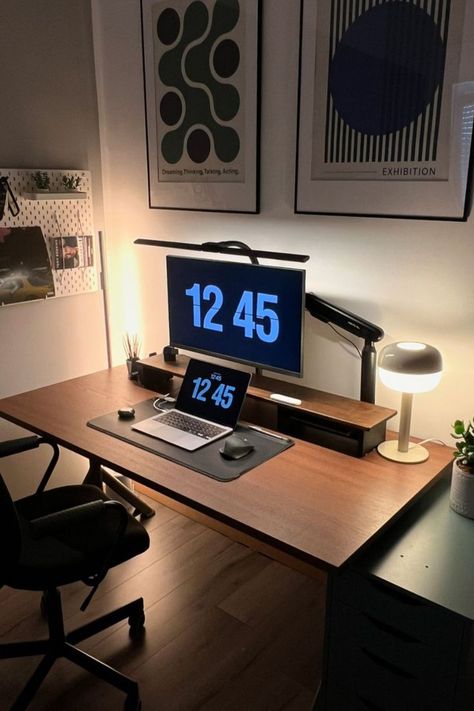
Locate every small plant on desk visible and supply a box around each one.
[450,418,474,518]
[123,333,141,380]
[452,418,474,471]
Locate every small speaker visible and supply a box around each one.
[163,345,178,362]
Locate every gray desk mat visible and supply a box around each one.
[87,399,293,482]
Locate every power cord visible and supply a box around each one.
[327,323,362,358]
[153,394,176,411]
[417,438,448,447]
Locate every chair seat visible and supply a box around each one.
[7,485,149,590]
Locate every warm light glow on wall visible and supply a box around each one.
[113,248,142,340]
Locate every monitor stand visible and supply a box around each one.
[136,354,396,458]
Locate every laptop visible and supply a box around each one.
[132,358,251,451]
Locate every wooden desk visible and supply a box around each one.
[0,367,451,572]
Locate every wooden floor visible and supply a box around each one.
[0,494,326,710]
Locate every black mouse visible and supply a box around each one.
[219,434,255,461]
[118,407,135,420]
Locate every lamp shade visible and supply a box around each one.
[378,342,442,394]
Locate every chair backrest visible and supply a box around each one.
[0,473,22,582]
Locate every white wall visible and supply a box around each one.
[0,0,107,401]
[0,1,106,490]
[92,0,473,445]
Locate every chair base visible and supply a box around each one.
[0,588,144,710]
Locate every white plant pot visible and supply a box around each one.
[449,460,474,518]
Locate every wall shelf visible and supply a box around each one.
[23,191,87,201]
[0,168,97,300]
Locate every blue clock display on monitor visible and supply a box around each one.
[166,257,305,376]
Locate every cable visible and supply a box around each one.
[153,394,175,411]
[327,323,362,358]
[417,438,448,447]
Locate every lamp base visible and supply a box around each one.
[377,439,429,464]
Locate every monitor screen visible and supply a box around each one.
[166,256,305,376]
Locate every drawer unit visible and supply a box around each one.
[325,599,460,711]
[317,469,474,711]
[332,569,463,647]
[323,570,465,711]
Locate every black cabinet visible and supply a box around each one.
[320,471,474,711]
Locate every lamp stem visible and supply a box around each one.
[398,391,413,452]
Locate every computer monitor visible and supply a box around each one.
[166,256,305,376]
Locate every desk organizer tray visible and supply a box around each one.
[87,399,293,482]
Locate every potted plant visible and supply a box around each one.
[123,333,141,380]
[62,174,82,191]
[32,171,50,192]
[449,418,474,518]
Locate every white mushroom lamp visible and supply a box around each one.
[377,342,443,463]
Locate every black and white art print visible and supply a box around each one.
[295,0,474,219]
[141,0,261,213]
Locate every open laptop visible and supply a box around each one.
[132,358,251,451]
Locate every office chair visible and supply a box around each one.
[0,435,150,710]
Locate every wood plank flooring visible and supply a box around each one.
[0,494,326,710]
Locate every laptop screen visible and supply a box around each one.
[176,359,251,428]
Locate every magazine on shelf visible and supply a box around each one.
[0,225,55,305]
[50,235,94,269]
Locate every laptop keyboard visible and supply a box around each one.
[156,410,227,439]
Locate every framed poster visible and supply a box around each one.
[141,0,261,213]
[295,0,474,220]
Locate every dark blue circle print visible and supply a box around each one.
[328,3,445,136]
[157,8,180,45]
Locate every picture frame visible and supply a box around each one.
[140,0,261,213]
[295,0,474,220]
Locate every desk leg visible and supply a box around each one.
[83,457,103,488]
[83,458,155,519]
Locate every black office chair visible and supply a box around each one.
[0,435,150,710]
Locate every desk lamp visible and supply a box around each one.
[134,238,310,263]
[377,342,442,463]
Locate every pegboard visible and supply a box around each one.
[0,168,97,298]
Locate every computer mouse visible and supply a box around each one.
[118,407,135,420]
[219,434,255,461]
